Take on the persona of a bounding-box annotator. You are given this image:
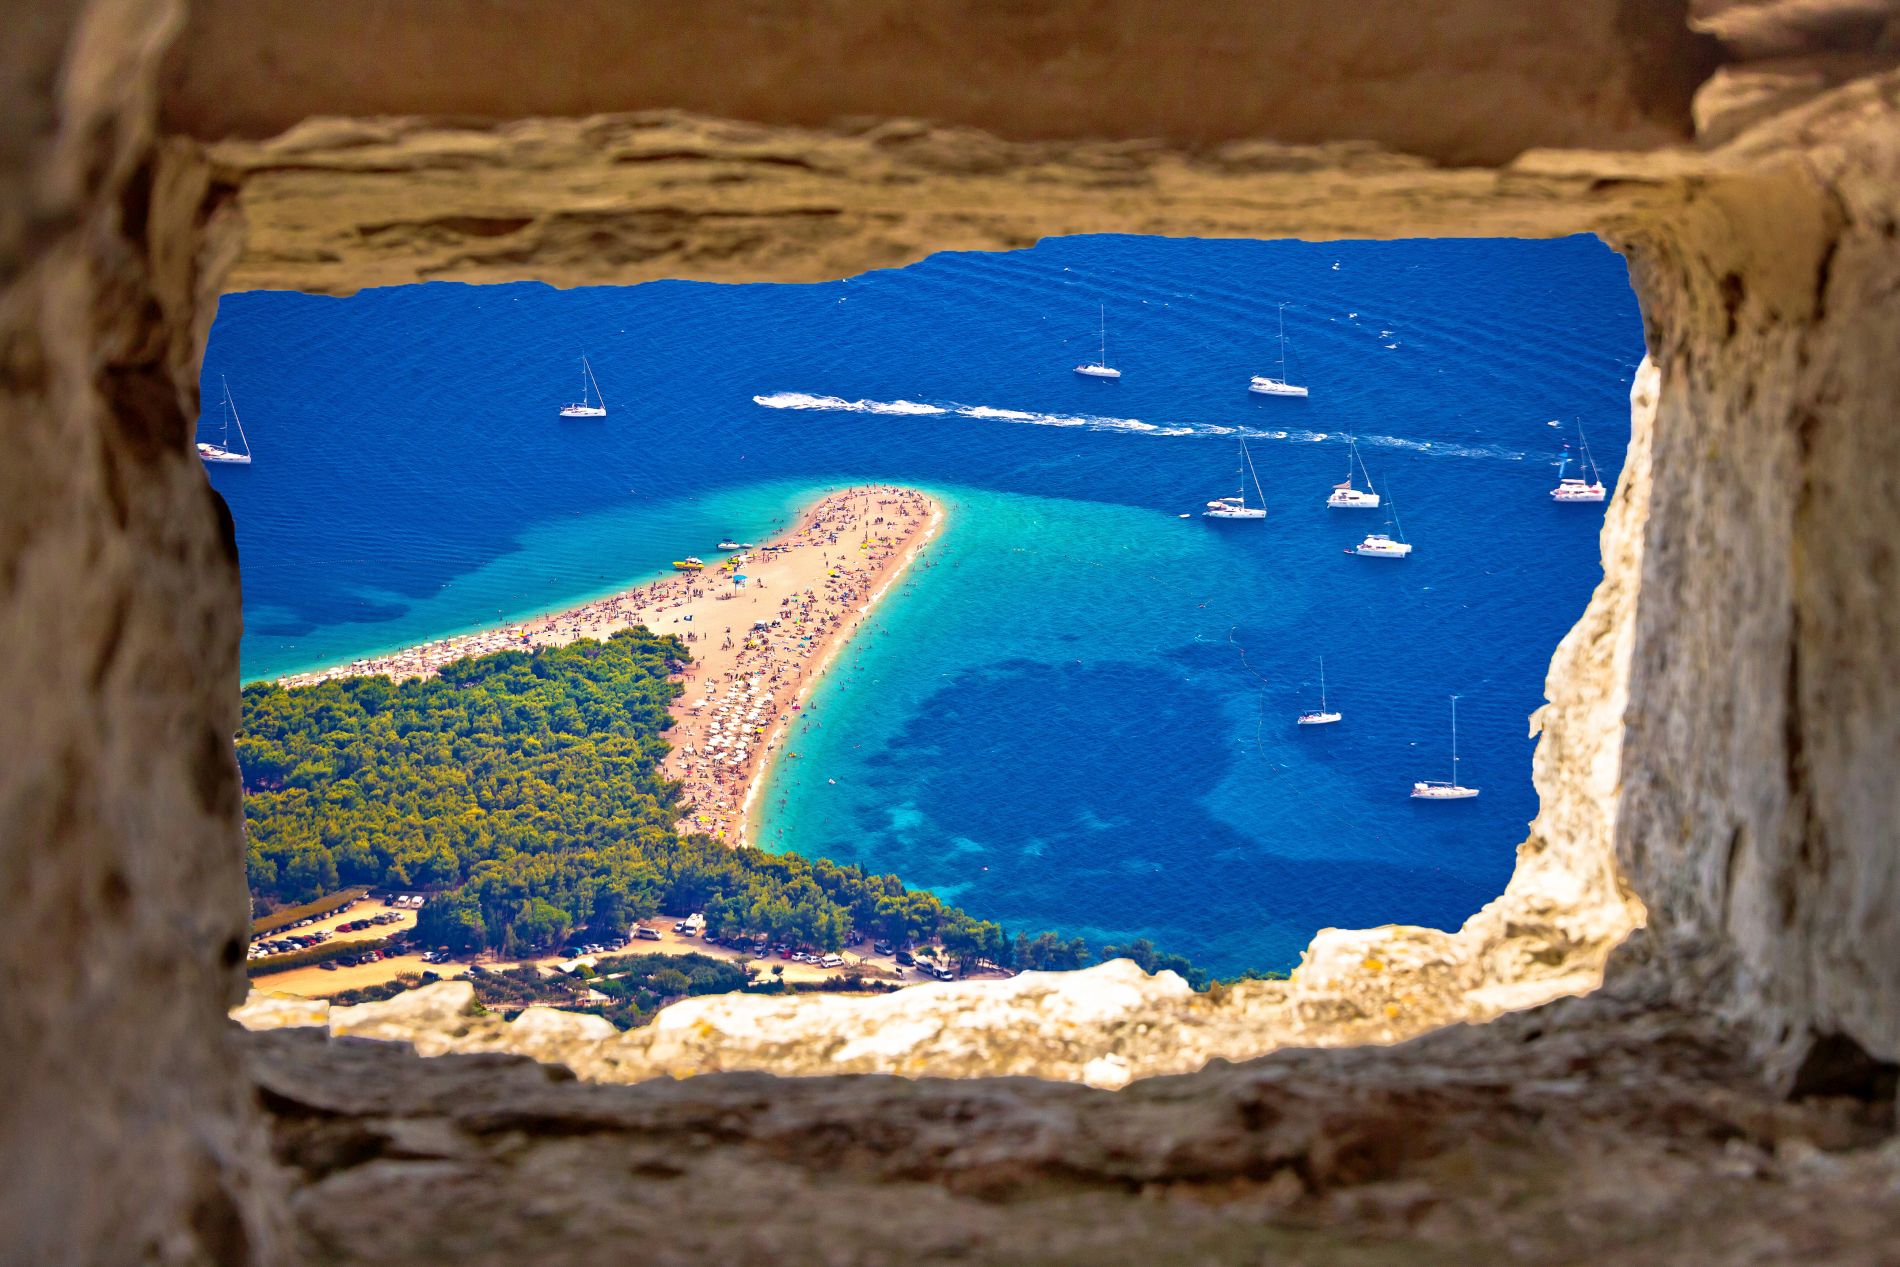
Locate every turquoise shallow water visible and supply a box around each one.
[206,233,1642,973]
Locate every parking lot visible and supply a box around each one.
[248,903,1008,999]
[246,896,418,962]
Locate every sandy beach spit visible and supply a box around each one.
[279,485,942,849]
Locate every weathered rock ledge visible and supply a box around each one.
[247,990,1900,1265]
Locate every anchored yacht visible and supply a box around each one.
[1073,304,1122,379]
[196,377,252,466]
[1550,417,1606,501]
[1411,695,1480,799]
[1345,488,1411,556]
[1204,436,1268,519]
[1327,435,1380,508]
[559,354,608,418]
[1249,303,1309,397]
[1296,657,1342,725]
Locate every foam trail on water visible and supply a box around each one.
[752,391,1526,461]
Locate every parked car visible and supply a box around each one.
[635,927,661,941]
[895,949,915,966]
[873,941,894,956]
[319,961,339,971]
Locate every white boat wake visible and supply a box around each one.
[751,391,1526,461]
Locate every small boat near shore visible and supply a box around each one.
[1249,303,1309,398]
[1204,436,1268,520]
[672,557,705,571]
[1073,304,1122,379]
[1411,695,1479,799]
[1297,657,1341,725]
[196,376,253,466]
[559,354,608,418]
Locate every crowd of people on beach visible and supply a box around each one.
[280,485,939,851]
[668,488,934,843]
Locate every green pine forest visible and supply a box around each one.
[239,630,1208,984]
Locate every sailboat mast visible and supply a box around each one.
[1098,304,1108,367]
[221,375,250,455]
[1577,417,1596,483]
[1450,695,1460,783]
[1319,657,1327,709]
[1386,486,1406,542]
[1277,304,1288,378]
[588,357,605,409]
[1241,438,1266,509]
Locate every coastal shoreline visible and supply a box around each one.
[737,499,943,846]
[277,485,942,851]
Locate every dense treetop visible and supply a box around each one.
[239,630,1208,984]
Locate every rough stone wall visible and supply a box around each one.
[1613,70,1900,1083]
[7,2,1900,1262]
[0,2,277,1262]
[159,0,1717,164]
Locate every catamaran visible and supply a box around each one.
[1073,304,1121,379]
[559,354,608,418]
[1249,303,1309,397]
[1345,486,1412,556]
[1550,417,1606,501]
[1297,656,1342,725]
[1411,695,1479,799]
[196,376,252,465]
[1204,436,1268,519]
[1327,435,1380,508]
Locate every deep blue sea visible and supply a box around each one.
[204,234,1642,975]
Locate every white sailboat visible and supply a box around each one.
[1073,304,1121,379]
[196,376,252,466]
[1550,417,1606,501]
[1345,486,1411,556]
[1297,657,1341,725]
[1411,695,1479,799]
[1249,303,1309,397]
[1327,435,1381,508]
[1203,436,1268,519]
[559,354,608,418]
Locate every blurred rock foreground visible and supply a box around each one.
[5,1,1900,1262]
